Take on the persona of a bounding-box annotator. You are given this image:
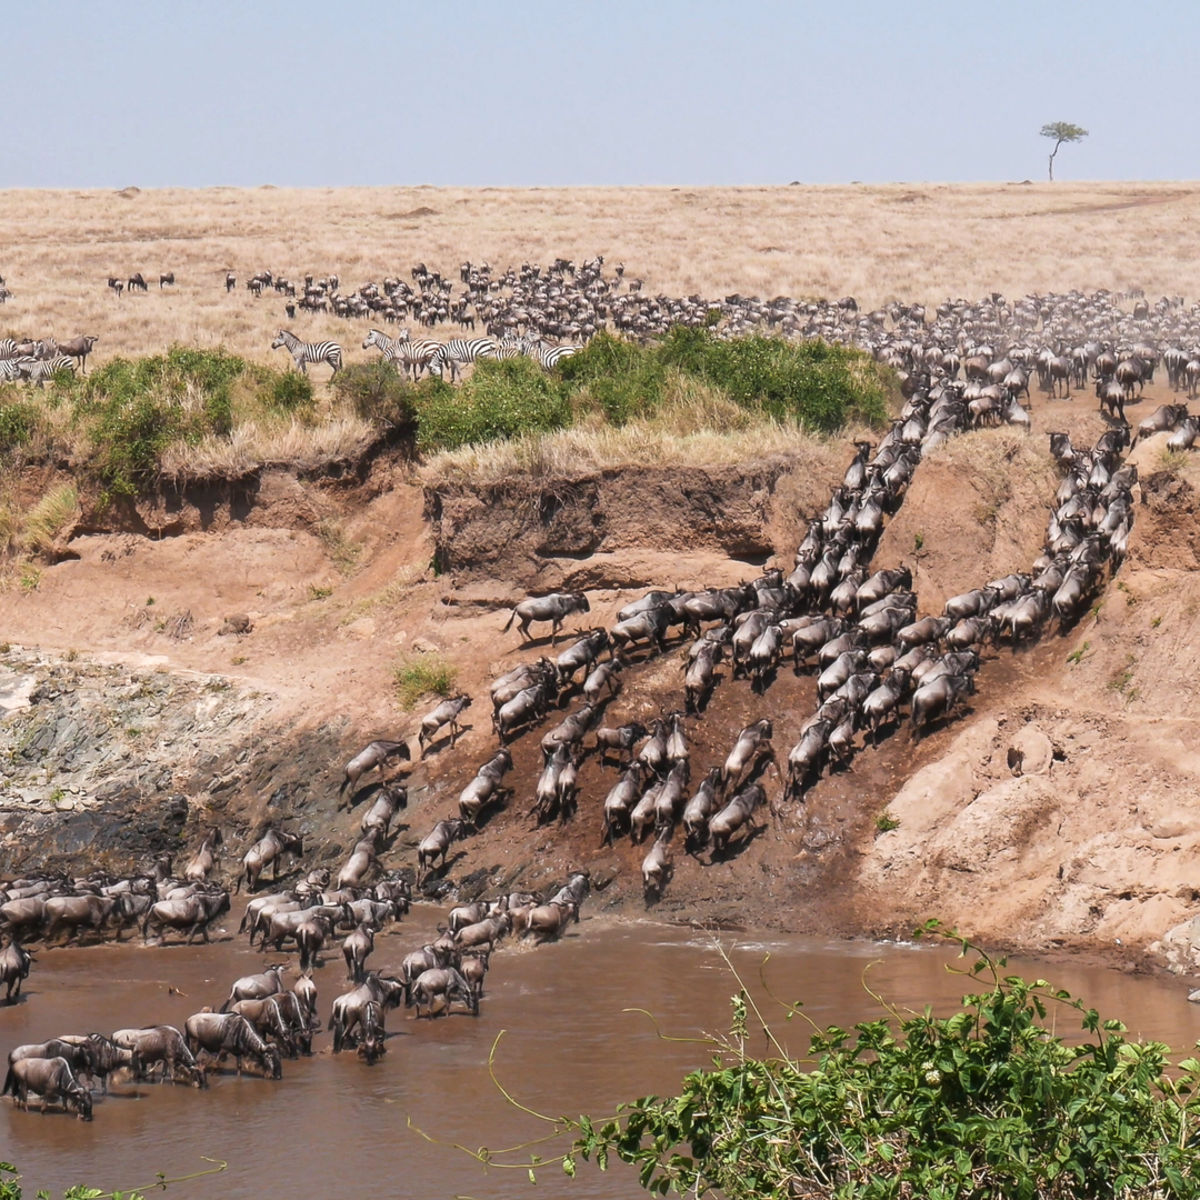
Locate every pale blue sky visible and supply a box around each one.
[7,1,1196,187]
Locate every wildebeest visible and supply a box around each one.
[111,1025,207,1087]
[0,937,32,1003]
[128,272,148,292]
[595,721,648,765]
[418,695,473,754]
[490,658,555,711]
[682,766,722,850]
[709,784,768,855]
[3,1056,93,1118]
[235,828,304,892]
[601,764,643,845]
[911,673,975,739]
[642,833,673,901]
[160,271,175,288]
[582,659,623,705]
[721,720,775,791]
[502,591,590,641]
[540,703,597,760]
[417,819,467,880]
[42,894,117,945]
[184,826,224,883]
[56,334,99,375]
[340,738,411,799]
[141,889,230,945]
[457,749,513,827]
[329,973,406,1051]
[360,782,408,839]
[406,967,478,1017]
[521,898,578,945]
[610,605,672,656]
[220,965,287,1012]
[494,678,555,740]
[185,1012,282,1079]
[556,629,611,688]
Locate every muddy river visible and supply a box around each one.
[2,909,1197,1200]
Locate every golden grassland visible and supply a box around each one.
[0,180,1194,512]
[1,181,1197,369]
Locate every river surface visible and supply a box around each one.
[2,908,1197,1200]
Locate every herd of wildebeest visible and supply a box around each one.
[4,265,1200,1120]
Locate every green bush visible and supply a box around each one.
[332,361,419,428]
[59,346,253,497]
[558,332,668,425]
[555,327,892,434]
[268,370,315,413]
[562,926,1200,1200]
[0,398,42,454]
[415,357,571,452]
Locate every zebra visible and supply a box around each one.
[391,337,442,380]
[0,338,18,360]
[362,328,410,360]
[2,355,74,386]
[270,330,342,377]
[427,337,498,383]
[534,344,579,370]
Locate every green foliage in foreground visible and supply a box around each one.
[565,926,1200,1200]
[18,347,311,500]
[1,1161,141,1200]
[463,925,1200,1200]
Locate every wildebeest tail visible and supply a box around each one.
[502,608,517,633]
[1,1065,15,1096]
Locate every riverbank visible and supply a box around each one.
[3,388,1200,981]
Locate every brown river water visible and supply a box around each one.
[2,907,1198,1200]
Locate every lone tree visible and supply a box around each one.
[1040,121,1088,181]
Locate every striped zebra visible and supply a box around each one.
[392,337,443,380]
[0,355,75,386]
[534,344,579,370]
[361,328,409,360]
[0,338,17,360]
[270,329,343,376]
[427,337,498,383]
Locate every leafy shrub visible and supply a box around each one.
[58,347,252,497]
[0,398,42,454]
[415,358,571,452]
[267,370,314,413]
[333,362,419,428]
[562,926,1200,1200]
[558,331,668,425]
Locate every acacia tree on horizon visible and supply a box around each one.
[1040,121,1088,181]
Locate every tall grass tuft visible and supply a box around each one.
[393,651,457,708]
[23,484,78,556]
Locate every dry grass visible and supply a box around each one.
[1,183,1197,376]
[22,483,79,555]
[420,410,856,487]
[158,415,373,479]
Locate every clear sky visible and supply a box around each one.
[7,0,1196,187]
